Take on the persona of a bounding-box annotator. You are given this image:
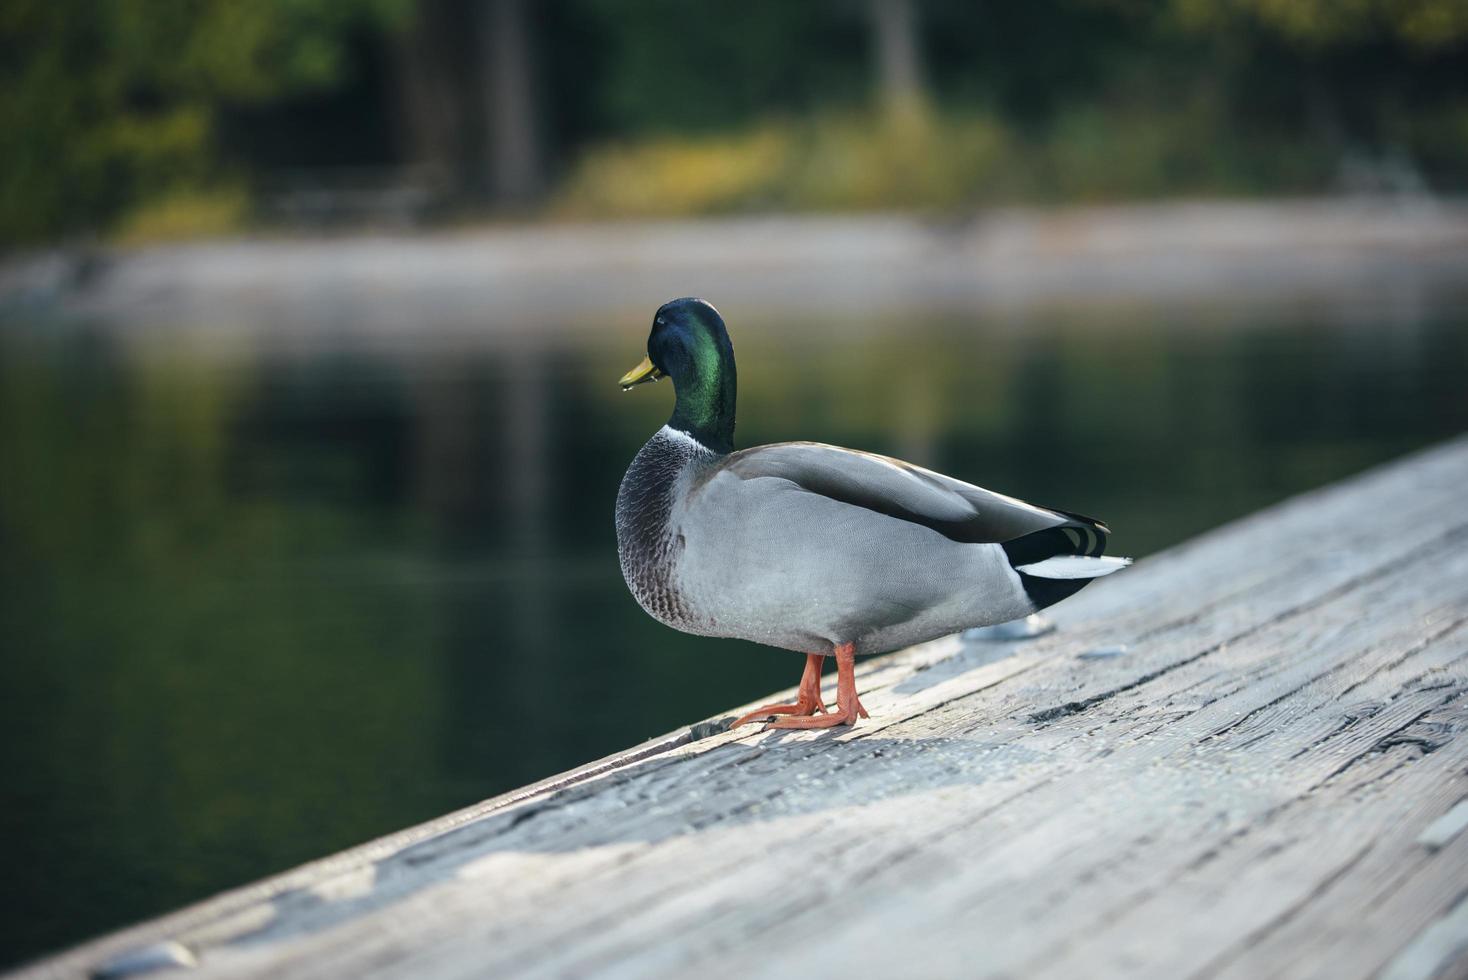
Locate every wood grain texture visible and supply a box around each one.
[16,437,1468,980]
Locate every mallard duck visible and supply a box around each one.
[615,298,1129,730]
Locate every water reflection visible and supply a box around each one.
[1,296,1465,965]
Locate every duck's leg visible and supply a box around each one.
[729,653,828,728]
[766,642,868,730]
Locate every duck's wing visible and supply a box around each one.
[719,441,1108,557]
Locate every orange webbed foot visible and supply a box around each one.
[765,692,867,730]
[730,653,828,728]
[730,695,827,729]
[764,642,867,730]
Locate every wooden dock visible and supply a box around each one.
[19,437,1468,980]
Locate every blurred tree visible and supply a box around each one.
[571,0,869,133]
[5,0,1468,243]
[1170,0,1468,48]
[392,0,474,193]
[0,0,410,244]
[483,0,542,201]
[1166,0,1468,187]
[869,0,928,118]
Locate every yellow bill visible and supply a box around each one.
[619,354,665,390]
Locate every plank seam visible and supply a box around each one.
[1025,524,1468,727]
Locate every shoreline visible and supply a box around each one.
[3,196,1467,328]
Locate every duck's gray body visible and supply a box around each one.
[616,425,1106,656]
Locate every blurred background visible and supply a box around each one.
[6,0,1468,239]
[2,0,1468,969]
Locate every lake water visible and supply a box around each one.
[2,287,1466,966]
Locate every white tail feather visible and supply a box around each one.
[1016,555,1132,580]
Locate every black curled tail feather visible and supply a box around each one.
[1054,509,1109,556]
[1001,513,1109,566]
[1001,513,1111,610]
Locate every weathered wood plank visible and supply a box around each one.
[14,436,1468,980]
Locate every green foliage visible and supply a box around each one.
[554,110,1012,218]
[0,0,409,244]
[4,0,1468,243]
[554,97,1338,219]
[572,0,869,134]
[1169,0,1468,48]
[552,0,1468,217]
[112,185,251,245]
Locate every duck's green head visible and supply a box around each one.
[619,297,736,453]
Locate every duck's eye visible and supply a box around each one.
[656,316,666,325]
